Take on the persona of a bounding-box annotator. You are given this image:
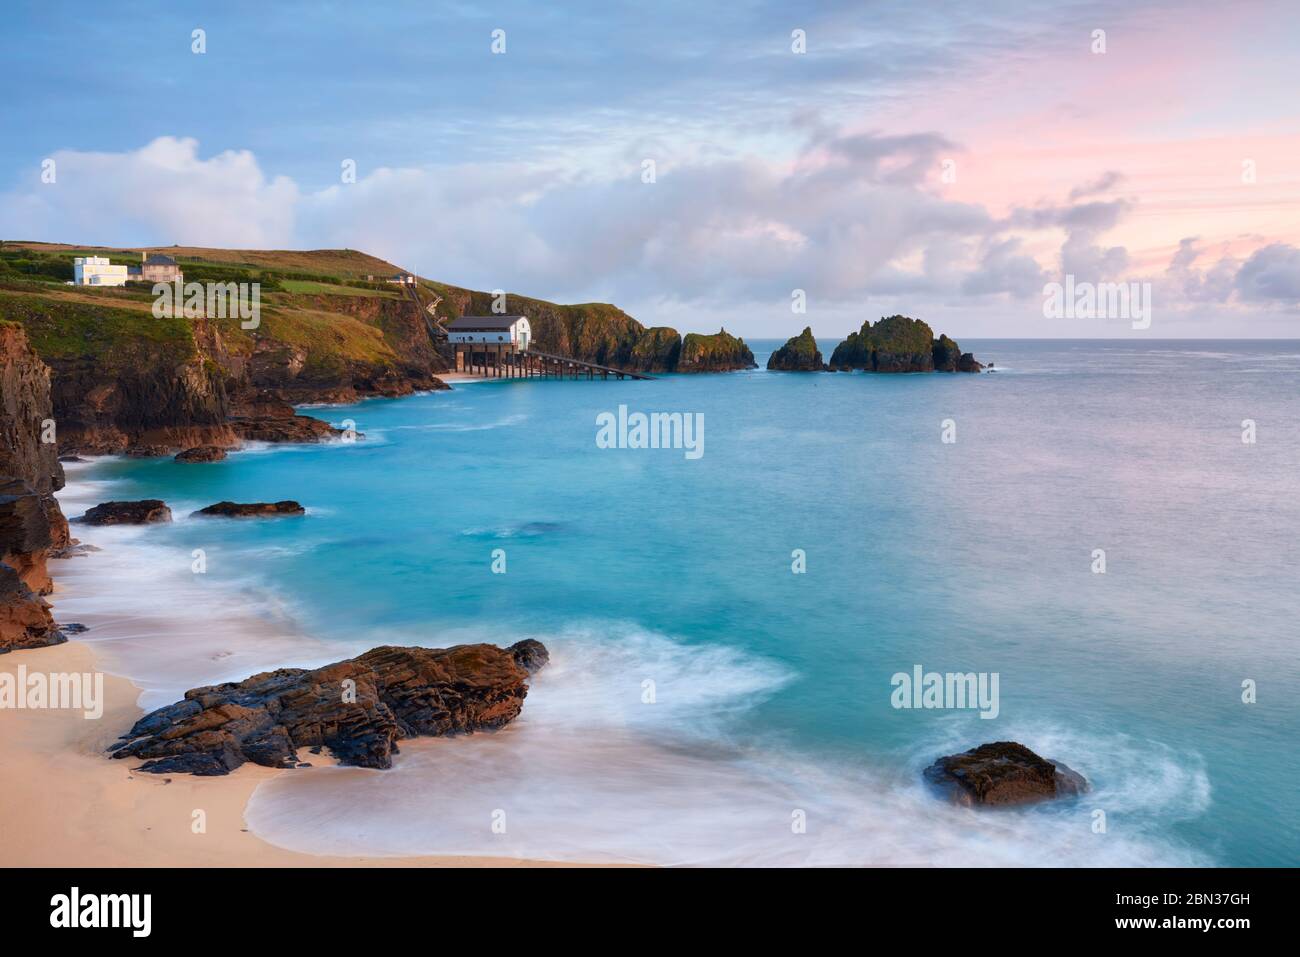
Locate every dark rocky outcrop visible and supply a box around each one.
[508,638,550,674]
[924,741,1088,807]
[109,640,547,775]
[0,322,65,494]
[80,500,173,525]
[767,327,826,371]
[0,478,66,593]
[175,445,227,463]
[228,395,344,444]
[194,500,305,518]
[0,563,62,653]
[829,316,981,373]
[932,334,962,372]
[1,322,72,650]
[676,329,758,373]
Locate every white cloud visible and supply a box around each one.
[0,137,298,248]
[3,135,1296,335]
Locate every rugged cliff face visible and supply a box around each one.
[627,326,683,372]
[242,293,452,402]
[828,316,981,373]
[0,322,65,494]
[6,293,236,454]
[0,283,448,454]
[677,329,758,373]
[0,321,69,651]
[767,327,826,371]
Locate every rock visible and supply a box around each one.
[80,500,173,526]
[0,322,65,495]
[0,324,74,627]
[228,397,345,444]
[924,741,1088,807]
[58,454,86,463]
[175,445,228,463]
[958,352,983,373]
[194,500,305,518]
[0,563,63,653]
[932,334,961,372]
[509,638,550,673]
[0,478,61,593]
[59,622,89,635]
[767,327,826,371]
[676,328,758,373]
[110,640,548,775]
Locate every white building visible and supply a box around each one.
[73,256,129,287]
[446,315,531,349]
[446,315,532,373]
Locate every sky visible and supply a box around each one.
[1,0,1298,338]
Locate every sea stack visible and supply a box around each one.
[767,327,827,371]
[829,315,982,373]
[676,328,758,372]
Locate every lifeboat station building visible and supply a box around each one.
[446,315,531,374]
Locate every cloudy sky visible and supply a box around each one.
[2,0,1297,337]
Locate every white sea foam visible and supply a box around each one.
[50,476,345,711]
[245,623,1213,867]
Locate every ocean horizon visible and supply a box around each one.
[48,338,1300,867]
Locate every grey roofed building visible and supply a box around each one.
[144,254,177,265]
[446,315,527,331]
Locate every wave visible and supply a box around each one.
[390,413,529,432]
[245,623,1212,867]
[53,465,1217,868]
[51,476,346,711]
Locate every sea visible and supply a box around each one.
[50,339,1300,866]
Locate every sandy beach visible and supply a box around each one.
[0,638,579,867]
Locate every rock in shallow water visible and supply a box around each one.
[80,500,173,525]
[194,500,304,518]
[110,640,548,775]
[924,741,1088,807]
[175,445,228,463]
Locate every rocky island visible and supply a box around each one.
[767,326,827,371]
[676,328,758,373]
[763,317,982,374]
[829,315,982,373]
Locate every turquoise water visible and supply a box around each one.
[58,340,1300,866]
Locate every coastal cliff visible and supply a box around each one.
[0,283,425,454]
[0,244,764,457]
[0,321,70,651]
[828,316,982,373]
